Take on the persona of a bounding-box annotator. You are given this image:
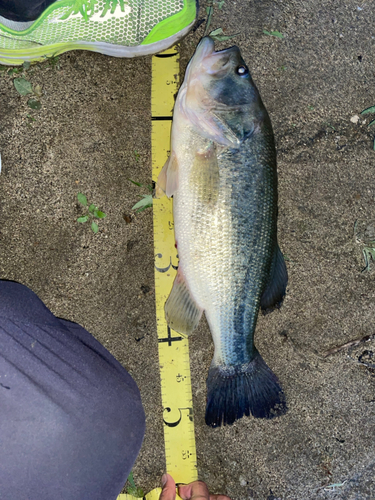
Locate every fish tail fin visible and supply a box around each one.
[205,352,287,427]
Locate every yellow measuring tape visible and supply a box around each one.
[118,47,197,500]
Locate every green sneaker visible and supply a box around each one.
[0,0,198,65]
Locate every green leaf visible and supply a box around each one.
[23,61,31,70]
[263,30,284,38]
[77,193,87,206]
[209,27,240,42]
[33,84,43,97]
[368,118,375,127]
[126,486,144,498]
[127,472,136,490]
[91,221,99,233]
[27,98,41,110]
[13,77,33,96]
[47,55,60,68]
[360,105,375,115]
[95,210,106,219]
[126,472,144,498]
[323,122,336,131]
[132,194,153,212]
[88,204,98,213]
[77,215,89,223]
[209,28,224,36]
[204,6,213,36]
[7,67,23,75]
[128,179,143,188]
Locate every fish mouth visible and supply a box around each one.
[186,36,240,79]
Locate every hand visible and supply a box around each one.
[159,473,231,500]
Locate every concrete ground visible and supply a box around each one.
[1,0,375,498]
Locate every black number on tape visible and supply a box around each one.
[163,407,193,427]
[155,253,178,273]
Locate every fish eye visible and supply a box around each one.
[236,65,249,76]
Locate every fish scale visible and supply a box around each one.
[158,37,288,427]
[177,139,276,366]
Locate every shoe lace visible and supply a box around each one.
[60,0,127,21]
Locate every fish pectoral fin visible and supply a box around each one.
[206,112,241,148]
[165,268,203,335]
[260,245,288,312]
[187,107,241,148]
[155,153,179,198]
[209,109,256,148]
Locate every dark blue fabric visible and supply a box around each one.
[0,280,145,500]
[0,0,55,22]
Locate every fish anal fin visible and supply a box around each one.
[155,153,179,198]
[165,268,203,335]
[261,245,288,313]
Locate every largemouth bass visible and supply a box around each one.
[156,37,288,427]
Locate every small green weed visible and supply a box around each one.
[2,62,43,113]
[204,1,238,38]
[7,66,23,75]
[129,179,153,212]
[283,254,295,264]
[77,193,106,234]
[27,98,41,110]
[323,481,347,492]
[360,105,375,150]
[126,472,144,498]
[209,27,240,42]
[354,220,375,272]
[323,122,336,131]
[263,30,284,38]
[26,114,36,127]
[13,77,33,95]
[13,73,43,110]
[45,54,60,69]
[134,150,140,162]
[1,60,30,75]
[206,0,225,12]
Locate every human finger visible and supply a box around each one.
[159,473,177,500]
[178,480,231,500]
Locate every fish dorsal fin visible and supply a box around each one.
[260,245,288,311]
[155,153,179,198]
[165,267,203,335]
